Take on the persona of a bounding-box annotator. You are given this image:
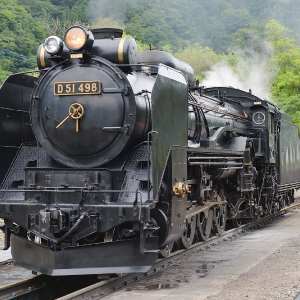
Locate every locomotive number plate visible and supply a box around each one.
[54,81,101,96]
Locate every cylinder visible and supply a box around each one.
[90,37,138,66]
[210,160,240,179]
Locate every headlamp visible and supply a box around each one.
[64,25,94,51]
[44,36,63,55]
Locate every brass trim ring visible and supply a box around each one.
[118,38,126,64]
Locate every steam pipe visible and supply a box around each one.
[189,157,243,160]
[216,167,243,170]
[189,162,243,166]
[55,212,88,244]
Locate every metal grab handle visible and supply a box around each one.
[56,103,84,132]
[147,131,158,202]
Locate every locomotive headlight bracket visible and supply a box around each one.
[44,36,63,55]
[64,25,94,51]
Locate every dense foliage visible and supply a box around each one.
[266,20,300,127]
[0,0,87,83]
[1,0,300,125]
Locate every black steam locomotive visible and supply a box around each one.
[0,26,299,275]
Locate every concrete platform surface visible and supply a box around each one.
[103,210,300,300]
[0,249,12,262]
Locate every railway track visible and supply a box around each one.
[1,201,300,300]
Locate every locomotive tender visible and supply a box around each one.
[0,26,299,275]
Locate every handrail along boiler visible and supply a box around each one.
[0,26,299,275]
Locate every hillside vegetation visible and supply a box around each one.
[1,0,300,125]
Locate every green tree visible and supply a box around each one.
[266,20,300,126]
[266,20,300,96]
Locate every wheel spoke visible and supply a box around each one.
[212,204,227,235]
[179,216,196,249]
[196,209,213,241]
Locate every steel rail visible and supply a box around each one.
[0,275,49,300]
[1,200,299,300]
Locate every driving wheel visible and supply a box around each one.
[178,216,196,249]
[196,208,213,241]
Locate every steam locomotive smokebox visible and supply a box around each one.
[90,28,138,67]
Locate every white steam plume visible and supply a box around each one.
[86,0,139,26]
[201,43,277,101]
